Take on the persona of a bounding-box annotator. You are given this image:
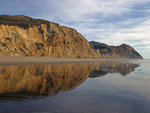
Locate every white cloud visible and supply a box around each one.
[44,0,150,22]
[97,19,150,45]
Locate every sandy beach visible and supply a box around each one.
[0,56,142,66]
[0,56,111,65]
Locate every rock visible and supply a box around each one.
[89,41,143,59]
[0,15,143,59]
[0,15,100,58]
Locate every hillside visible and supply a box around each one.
[0,15,99,58]
[0,15,143,59]
[90,41,143,59]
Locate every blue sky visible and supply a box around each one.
[0,0,150,58]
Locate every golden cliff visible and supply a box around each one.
[0,15,143,59]
[0,15,99,58]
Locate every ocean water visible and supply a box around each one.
[0,60,150,113]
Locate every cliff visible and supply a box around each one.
[89,41,143,59]
[0,15,143,59]
[0,15,99,58]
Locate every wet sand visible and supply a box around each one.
[0,56,142,65]
[0,56,110,65]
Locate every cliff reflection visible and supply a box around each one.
[0,62,139,99]
[89,62,139,78]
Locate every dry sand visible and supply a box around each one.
[0,56,118,65]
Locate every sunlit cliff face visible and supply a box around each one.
[0,62,139,99]
[0,15,143,59]
[0,15,100,58]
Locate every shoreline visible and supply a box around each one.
[0,56,143,66]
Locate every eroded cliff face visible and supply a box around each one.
[90,41,143,59]
[0,15,143,59]
[0,15,100,58]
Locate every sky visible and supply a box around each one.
[0,0,150,59]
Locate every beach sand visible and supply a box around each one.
[0,56,110,65]
[0,56,141,65]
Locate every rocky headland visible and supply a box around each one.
[0,15,143,59]
[90,41,143,59]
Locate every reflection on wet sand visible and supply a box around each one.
[0,62,139,99]
[89,62,139,78]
